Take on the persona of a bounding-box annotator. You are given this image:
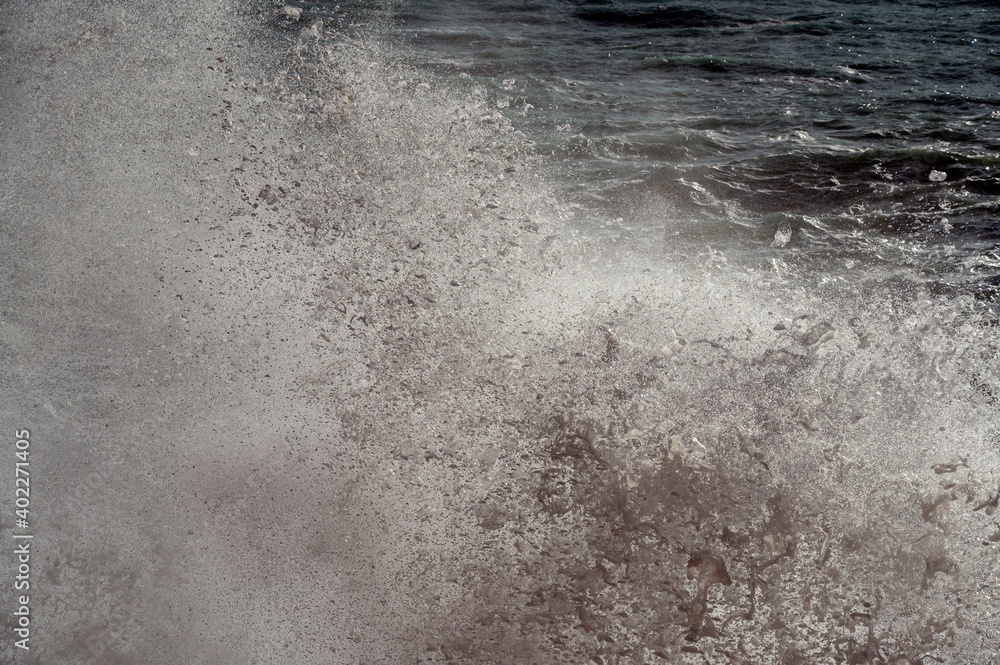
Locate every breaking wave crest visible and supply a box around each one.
[245,21,1000,664]
[5,3,999,664]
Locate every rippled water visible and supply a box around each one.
[309,0,1000,296]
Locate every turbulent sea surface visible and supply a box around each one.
[333,0,1000,296]
[2,1,1000,664]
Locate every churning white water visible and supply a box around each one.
[1,2,999,664]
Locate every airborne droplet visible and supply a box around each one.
[771,223,792,248]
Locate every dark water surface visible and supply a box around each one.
[317,0,1000,295]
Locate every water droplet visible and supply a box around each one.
[771,223,792,248]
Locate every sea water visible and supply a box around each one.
[2,1,1000,664]
[248,3,1000,661]
[324,0,1000,296]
